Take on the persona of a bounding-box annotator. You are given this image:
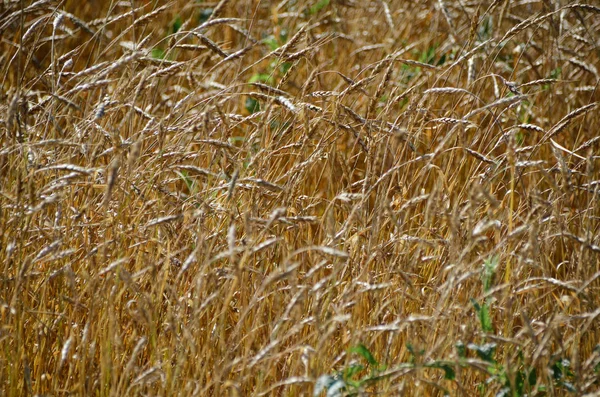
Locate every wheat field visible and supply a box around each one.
[1,0,600,395]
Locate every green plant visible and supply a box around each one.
[309,0,330,15]
[314,344,388,396]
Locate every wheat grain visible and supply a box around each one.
[3,2,600,395]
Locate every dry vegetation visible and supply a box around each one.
[2,0,600,395]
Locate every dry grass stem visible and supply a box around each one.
[2,1,600,396]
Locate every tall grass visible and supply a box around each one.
[1,0,600,395]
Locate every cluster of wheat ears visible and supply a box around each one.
[1,0,600,395]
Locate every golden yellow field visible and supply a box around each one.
[1,0,600,395]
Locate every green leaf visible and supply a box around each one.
[263,35,280,51]
[551,360,563,380]
[249,73,274,84]
[314,375,344,397]
[425,361,456,380]
[516,130,525,146]
[418,46,437,65]
[515,369,525,395]
[551,358,574,383]
[344,379,361,389]
[561,382,576,392]
[406,342,424,362]
[528,368,537,386]
[309,0,330,15]
[471,298,493,333]
[279,62,292,75]
[279,29,288,43]
[245,97,260,114]
[198,8,212,24]
[437,53,447,66]
[343,364,364,380]
[171,16,182,34]
[482,256,499,292]
[545,67,561,90]
[456,341,466,358]
[478,16,493,40]
[350,344,378,366]
[175,170,194,192]
[479,302,493,333]
[467,343,496,363]
[400,64,419,83]
[228,136,246,144]
[151,47,166,59]
[549,67,562,80]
